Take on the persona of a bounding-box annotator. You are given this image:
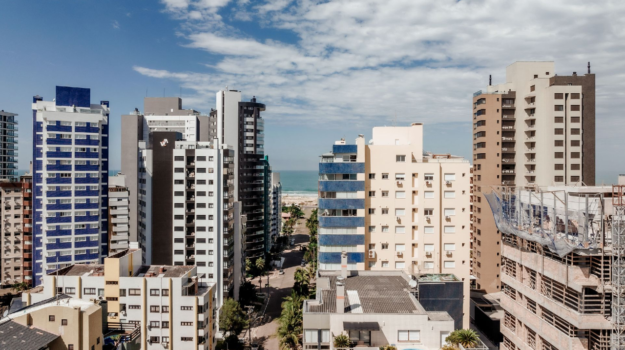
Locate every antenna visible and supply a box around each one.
[489,75,492,85]
[588,62,591,74]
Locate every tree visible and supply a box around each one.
[219,298,248,337]
[11,281,28,293]
[333,333,350,348]
[238,281,258,307]
[445,329,480,349]
[245,258,252,273]
[277,302,301,350]
[255,257,265,272]
[293,268,310,296]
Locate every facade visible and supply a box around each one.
[25,245,216,350]
[303,258,465,350]
[0,110,18,180]
[486,183,622,350]
[32,86,110,286]
[269,172,282,247]
[1,173,33,286]
[213,91,267,262]
[4,296,104,350]
[122,97,238,305]
[318,124,472,327]
[472,62,596,293]
[108,173,130,254]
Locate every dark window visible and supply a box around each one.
[62,319,68,326]
[150,335,159,343]
[571,176,580,182]
[150,306,159,313]
[150,289,159,296]
[162,306,169,312]
[571,105,580,111]
[571,152,580,159]
[174,226,183,231]
[530,85,535,92]
[129,289,141,296]
[571,116,580,123]
[554,117,563,123]
[174,250,183,255]
[197,168,206,173]
[65,287,75,294]
[175,156,184,161]
[119,289,126,297]
[49,315,55,322]
[84,288,96,295]
[174,191,184,196]
[554,105,564,111]
[174,168,184,173]
[554,164,564,170]
[554,93,563,99]
[554,176,564,182]
[555,152,564,159]
[197,156,206,161]
[571,140,580,147]
[174,215,184,220]
[174,238,184,243]
[162,289,169,296]
[68,345,74,350]
[571,93,580,99]
[554,128,564,135]
[554,140,563,147]
[571,164,580,170]
[571,128,580,135]
[162,321,170,328]
[97,337,100,344]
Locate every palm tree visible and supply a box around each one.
[333,333,350,348]
[277,302,302,350]
[445,329,480,349]
[11,281,28,293]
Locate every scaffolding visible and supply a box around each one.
[612,184,625,350]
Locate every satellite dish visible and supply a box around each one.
[409,280,417,288]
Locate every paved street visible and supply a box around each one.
[246,210,312,350]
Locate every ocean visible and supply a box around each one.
[107,170,318,196]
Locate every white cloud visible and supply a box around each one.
[112,20,120,29]
[139,0,625,170]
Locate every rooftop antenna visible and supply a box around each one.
[588,62,591,74]
[489,75,492,85]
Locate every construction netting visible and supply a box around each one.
[484,187,607,257]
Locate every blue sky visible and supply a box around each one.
[1,0,624,183]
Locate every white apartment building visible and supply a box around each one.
[32,87,109,286]
[108,174,130,254]
[25,245,216,350]
[269,172,282,245]
[318,124,472,328]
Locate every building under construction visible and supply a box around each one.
[484,176,625,350]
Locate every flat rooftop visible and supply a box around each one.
[52,262,193,278]
[308,274,422,314]
[417,273,459,282]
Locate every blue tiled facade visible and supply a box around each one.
[32,87,109,286]
[318,143,365,270]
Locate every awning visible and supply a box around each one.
[343,322,380,331]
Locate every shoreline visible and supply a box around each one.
[282,192,318,207]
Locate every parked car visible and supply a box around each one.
[278,269,285,275]
[300,260,306,267]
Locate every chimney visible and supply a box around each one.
[159,266,165,274]
[572,72,577,76]
[341,251,348,279]
[336,277,345,314]
[588,62,591,74]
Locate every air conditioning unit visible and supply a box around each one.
[445,216,451,220]
[446,181,452,185]
[446,250,453,256]
[369,250,376,258]
[425,251,433,257]
[396,216,401,221]
[426,181,432,185]
[396,251,403,257]
[425,216,431,221]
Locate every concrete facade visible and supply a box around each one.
[472,62,596,293]
[108,174,130,254]
[1,174,33,286]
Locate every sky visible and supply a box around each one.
[1,0,624,183]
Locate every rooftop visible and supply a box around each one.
[307,274,422,314]
[51,261,193,278]
[0,320,59,350]
[417,273,459,282]
[3,296,98,322]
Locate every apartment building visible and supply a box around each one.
[3,296,104,350]
[303,254,471,350]
[0,110,18,180]
[318,123,472,328]
[269,172,282,246]
[32,86,110,286]
[1,173,33,286]
[25,245,216,350]
[485,182,624,350]
[213,90,269,261]
[108,173,130,254]
[472,62,596,293]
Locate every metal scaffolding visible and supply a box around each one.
[612,184,625,350]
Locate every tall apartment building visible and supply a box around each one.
[269,172,282,246]
[25,245,216,350]
[472,62,595,293]
[108,173,130,254]
[318,124,472,327]
[485,181,625,350]
[212,90,268,261]
[0,110,18,180]
[1,173,33,286]
[32,86,110,286]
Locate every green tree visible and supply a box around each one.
[255,257,265,272]
[293,268,310,296]
[245,258,252,273]
[219,298,248,337]
[277,302,301,350]
[11,281,28,293]
[333,333,350,348]
[445,329,480,349]
[238,281,258,307]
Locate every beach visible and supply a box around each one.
[281,193,317,208]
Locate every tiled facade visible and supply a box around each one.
[1,175,33,286]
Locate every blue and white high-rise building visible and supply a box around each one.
[32,86,109,285]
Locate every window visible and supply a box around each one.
[150,321,159,328]
[444,226,455,233]
[444,243,456,251]
[395,191,405,199]
[554,105,564,111]
[424,173,434,181]
[150,306,159,313]
[554,176,564,182]
[571,176,580,182]
[382,173,389,179]
[554,140,563,147]
[571,128,580,135]
[162,289,169,296]
[555,164,564,170]
[68,346,74,350]
[368,208,375,215]
[444,208,456,216]
[162,321,170,328]
[395,208,405,216]
[395,173,405,181]
[49,315,55,322]
[150,289,159,296]
[424,226,434,234]
[181,306,193,311]
[368,226,375,233]
[554,93,563,99]
[424,261,434,269]
[571,116,580,123]
[129,289,141,296]
[181,337,193,341]
[398,330,420,341]
[444,261,456,269]
[424,191,434,199]
[444,173,456,181]
[424,208,434,215]
[555,152,563,159]
[382,191,389,197]
[369,174,375,179]
[65,287,75,294]
[571,105,580,111]
[395,244,405,251]
[181,322,193,326]
[554,128,564,135]
[396,155,406,162]
[381,226,389,233]
[162,306,169,313]
[554,116,563,123]
[424,244,435,252]
[395,226,405,234]
[444,191,455,199]
[381,208,389,215]
[571,164,580,170]
[395,262,405,269]
[305,330,318,343]
[84,288,96,295]
[571,152,580,158]
[368,191,375,197]
[381,261,389,267]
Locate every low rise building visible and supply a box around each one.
[24,244,216,350]
[303,254,472,350]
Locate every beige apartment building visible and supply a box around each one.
[472,61,595,293]
[1,173,33,286]
[319,124,472,328]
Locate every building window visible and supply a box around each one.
[65,287,75,294]
[369,208,375,215]
[554,176,564,182]
[555,152,563,159]
[554,117,563,123]
[395,208,405,216]
[129,289,141,296]
[181,322,193,326]
[395,191,406,199]
[369,174,375,179]
[554,105,564,111]
[395,261,405,269]
[368,226,375,233]
[571,176,580,182]
[444,261,456,269]
[68,346,74,350]
[571,105,580,111]
[571,164,580,170]
[181,337,193,341]
[444,191,455,199]
[424,191,434,199]
[162,289,169,296]
[396,155,406,162]
[424,227,434,234]
[381,208,389,215]
[398,330,420,341]
[571,128,580,135]
[554,140,563,147]
[571,116,580,123]
[571,140,580,146]
[150,321,159,328]
[424,208,434,215]
[368,191,375,197]
[554,128,564,135]
[555,164,564,170]
[181,306,193,311]
[382,173,389,180]
[49,315,55,322]
[381,261,389,268]
[150,306,159,313]
[571,152,580,159]
[395,226,405,234]
[149,336,159,343]
[554,93,563,99]
[84,288,96,295]
[444,173,456,182]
